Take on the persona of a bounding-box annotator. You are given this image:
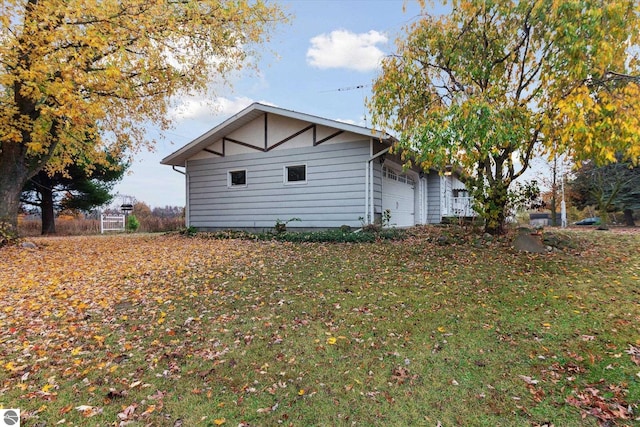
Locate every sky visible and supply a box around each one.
[111,0,438,209]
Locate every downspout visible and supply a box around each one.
[370,161,374,224]
[366,147,390,224]
[364,161,369,223]
[171,165,187,226]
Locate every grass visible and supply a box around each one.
[0,226,638,426]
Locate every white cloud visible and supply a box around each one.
[170,95,256,123]
[215,96,262,116]
[307,29,388,72]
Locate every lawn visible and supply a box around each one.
[0,227,638,426]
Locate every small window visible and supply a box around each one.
[284,164,306,184]
[228,170,247,187]
[453,188,469,198]
[383,166,399,181]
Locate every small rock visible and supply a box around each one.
[513,233,546,253]
[436,235,449,245]
[21,241,37,249]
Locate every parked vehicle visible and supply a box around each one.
[574,217,600,225]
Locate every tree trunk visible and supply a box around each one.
[597,204,609,230]
[0,177,24,240]
[482,181,509,235]
[484,210,506,235]
[39,173,57,235]
[40,196,56,234]
[623,208,635,226]
[0,142,32,240]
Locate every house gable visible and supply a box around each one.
[161,103,392,166]
[189,114,367,161]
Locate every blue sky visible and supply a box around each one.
[111,0,441,208]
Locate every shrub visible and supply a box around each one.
[274,217,301,234]
[265,228,405,243]
[126,215,140,232]
[178,226,198,237]
[191,228,406,243]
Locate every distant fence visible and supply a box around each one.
[100,214,126,233]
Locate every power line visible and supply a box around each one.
[320,83,372,126]
[320,84,371,93]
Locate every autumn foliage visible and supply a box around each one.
[0,0,287,234]
[370,0,640,234]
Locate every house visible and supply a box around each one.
[161,103,474,231]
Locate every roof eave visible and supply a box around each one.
[160,103,395,166]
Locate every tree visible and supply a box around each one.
[369,0,640,234]
[0,0,287,238]
[569,159,640,226]
[152,205,184,219]
[21,154,127,234]
[132,201,153,220]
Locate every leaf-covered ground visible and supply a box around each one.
[1,228,639,426]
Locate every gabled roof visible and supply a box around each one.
[161,102,395,166]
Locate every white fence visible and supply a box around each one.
[100,214,126,233]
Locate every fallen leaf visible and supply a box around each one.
[518,375,539,385]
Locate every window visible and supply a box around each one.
[383,166,397,180]
[453,189,469,198]
[383,166,413,185]
[284,164,306,184]
[228,170,247,187]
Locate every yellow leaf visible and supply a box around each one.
[327,337,337,345]
[214,418,226,425]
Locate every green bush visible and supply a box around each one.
[126,215,140,232]
[191,228,405,243]
[274,217,301,234]
[178,226,198,237]
[262,229,404,243]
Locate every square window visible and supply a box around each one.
[285,164,306,184]
[228,170,247,187]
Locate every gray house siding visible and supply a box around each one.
[426,170,441,223]
[186,141,371,230]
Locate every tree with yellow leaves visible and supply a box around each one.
[369,0,640,234]
[0,0,287,239]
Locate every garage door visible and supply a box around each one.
[382,166,415,227]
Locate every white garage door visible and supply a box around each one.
[382,166,415,227]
